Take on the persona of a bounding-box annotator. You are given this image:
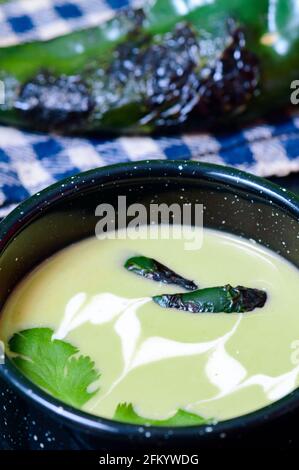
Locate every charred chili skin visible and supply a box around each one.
[124,256,197,291]
[153,285,267,313]
[0,0,298,133]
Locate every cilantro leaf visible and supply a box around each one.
[114,403,209,426]
[9,328,100,408]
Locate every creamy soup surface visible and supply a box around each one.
[1,226,299,422]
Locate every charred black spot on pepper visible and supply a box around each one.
[234,285,267,312]
[15,73,94,131]
[194,26,260,120]
[91,23,203,129]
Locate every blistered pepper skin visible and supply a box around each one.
[153,285,267,313]
[0,0,298,134]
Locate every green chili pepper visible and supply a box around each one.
[153,285,267,313]
[124,255,197,290]
[0,0,298,134]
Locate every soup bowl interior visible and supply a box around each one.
[0,160,299,449]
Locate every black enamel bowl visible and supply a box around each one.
[1,160,299,451]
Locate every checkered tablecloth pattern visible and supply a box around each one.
[0,0,142,46]
[1,0,299,217]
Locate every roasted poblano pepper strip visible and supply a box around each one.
[153,285,267,313]
[124,256,197,290]
[0,0,299,134]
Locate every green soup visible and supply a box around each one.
[1,226,299,425]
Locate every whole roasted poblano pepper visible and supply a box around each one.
[0,0,298,134]
[124,255,197,290]
[153,285,267,313]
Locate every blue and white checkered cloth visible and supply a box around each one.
[1,0,299,217]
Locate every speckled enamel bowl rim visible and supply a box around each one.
[1,160,299,442]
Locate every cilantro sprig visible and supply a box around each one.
[114,403,208,426]
[8,328,210,426]
[8,328,100,408]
